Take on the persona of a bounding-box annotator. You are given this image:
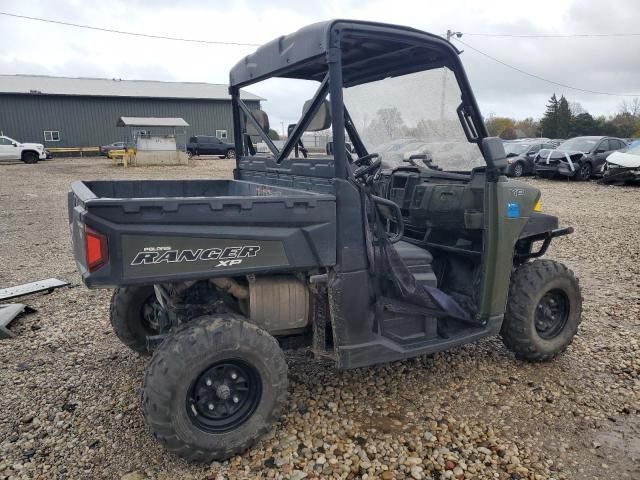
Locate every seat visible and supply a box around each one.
[393,241,437,287]
[393,241,433,267]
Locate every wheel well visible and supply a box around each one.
[21,150,38,158]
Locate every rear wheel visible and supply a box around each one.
[576,162,592,181]
[501,260,582,361]
[142,314,287,462]
[110,286,168,355]
[187,151,194,159]
[22,151,39,164]
[226,149,236,159]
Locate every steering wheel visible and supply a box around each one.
[353,153,381,179]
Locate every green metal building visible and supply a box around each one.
[0,75,262,148]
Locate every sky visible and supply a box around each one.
[1,0,639,130]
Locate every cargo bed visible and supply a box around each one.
[68,179,336,287]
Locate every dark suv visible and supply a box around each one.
[534,136,627,180]
[504,140,555,177]
[186,136,236,159]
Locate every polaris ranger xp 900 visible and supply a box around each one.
[69,20,581,461]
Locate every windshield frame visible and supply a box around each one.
[557,137,600,153]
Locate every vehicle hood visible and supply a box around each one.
[22,142,45,150]
[607,151,640,169]
[537,149,585,161]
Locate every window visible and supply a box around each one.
[44,130,60,142]
[529,145,541,154]
[597,140,610,152]
[0,137,13,145]
[216,130,228,140]
[611,139,626,150]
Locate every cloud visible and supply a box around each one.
[0,0,638,125]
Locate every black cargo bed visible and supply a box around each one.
[68,179,336,287]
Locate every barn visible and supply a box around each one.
[0,75,262,149]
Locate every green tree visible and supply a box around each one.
[267,129,280,140]
[570,113,598,136]
[540,94,559,138]
[557,95,571,138]
[485,116,515,137]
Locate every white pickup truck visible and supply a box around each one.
[0,135,48,164]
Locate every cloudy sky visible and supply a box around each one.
[1,0,638,128]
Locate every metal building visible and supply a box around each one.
[0,75,262,148]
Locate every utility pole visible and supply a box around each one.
[440,30,463,121]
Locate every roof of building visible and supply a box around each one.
[0,75,263,101]
[117,117,190,127]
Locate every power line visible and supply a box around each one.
[461,32,640,38]
[453,37,640,97]
[0,11,261,46]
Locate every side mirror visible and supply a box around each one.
[302,99,331,132]
[595,149,605,154]
[12,142,18,147]
[482,137,508,170]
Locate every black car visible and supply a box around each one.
[504,141,555,177]
[534,136,627,180]
[186,136,235,159]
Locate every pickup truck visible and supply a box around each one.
[0,135,48,163]
[186,135,235,159]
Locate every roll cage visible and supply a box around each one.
[229,19,491,177]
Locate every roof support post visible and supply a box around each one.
[231,87,244,165]
[327,45,347,179]
[276,74,329,164]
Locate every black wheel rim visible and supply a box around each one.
[581,164,591,178]
[187,359,262,433]
[535,289,570,339]
[514,164,523,177]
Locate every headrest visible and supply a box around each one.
[302,99,331,132]
[245,110,270,136]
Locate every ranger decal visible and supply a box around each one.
[131,246,261,268]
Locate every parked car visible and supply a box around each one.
[186,136,235,159]
[0,135,47,164]
[599,143,640,185]
[503,140,555,177]
[100,141,127,156]
[534,136,627,180]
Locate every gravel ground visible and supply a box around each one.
[0,157,638,480]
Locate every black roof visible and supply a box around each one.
[229,19,461,88]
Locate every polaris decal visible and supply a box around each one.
[122,235,288,279]
[130,246,261,267]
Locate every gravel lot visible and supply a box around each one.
[0,157,638,480]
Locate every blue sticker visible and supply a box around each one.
[507,202,520,218]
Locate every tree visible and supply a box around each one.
[364,107,406,141]
[570,112,598,136]
[485,116,515,137]
[500,127,518,140]
[618,98,640,118]
[569,102,586,116]
[514,118,539,138]
[267,129,280,140]
[540,94,559,138]
[557,95,571,138]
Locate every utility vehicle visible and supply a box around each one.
[68,20,582,461]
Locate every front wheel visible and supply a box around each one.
[22,152,39,164]
[501,260,582,362]
[576,162,592,181]
[187,150,194,159]
[142,315,288,462]
[226,149,236,159]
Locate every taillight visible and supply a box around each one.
[84,225,108,272]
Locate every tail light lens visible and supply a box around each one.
[85,225,108,272]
